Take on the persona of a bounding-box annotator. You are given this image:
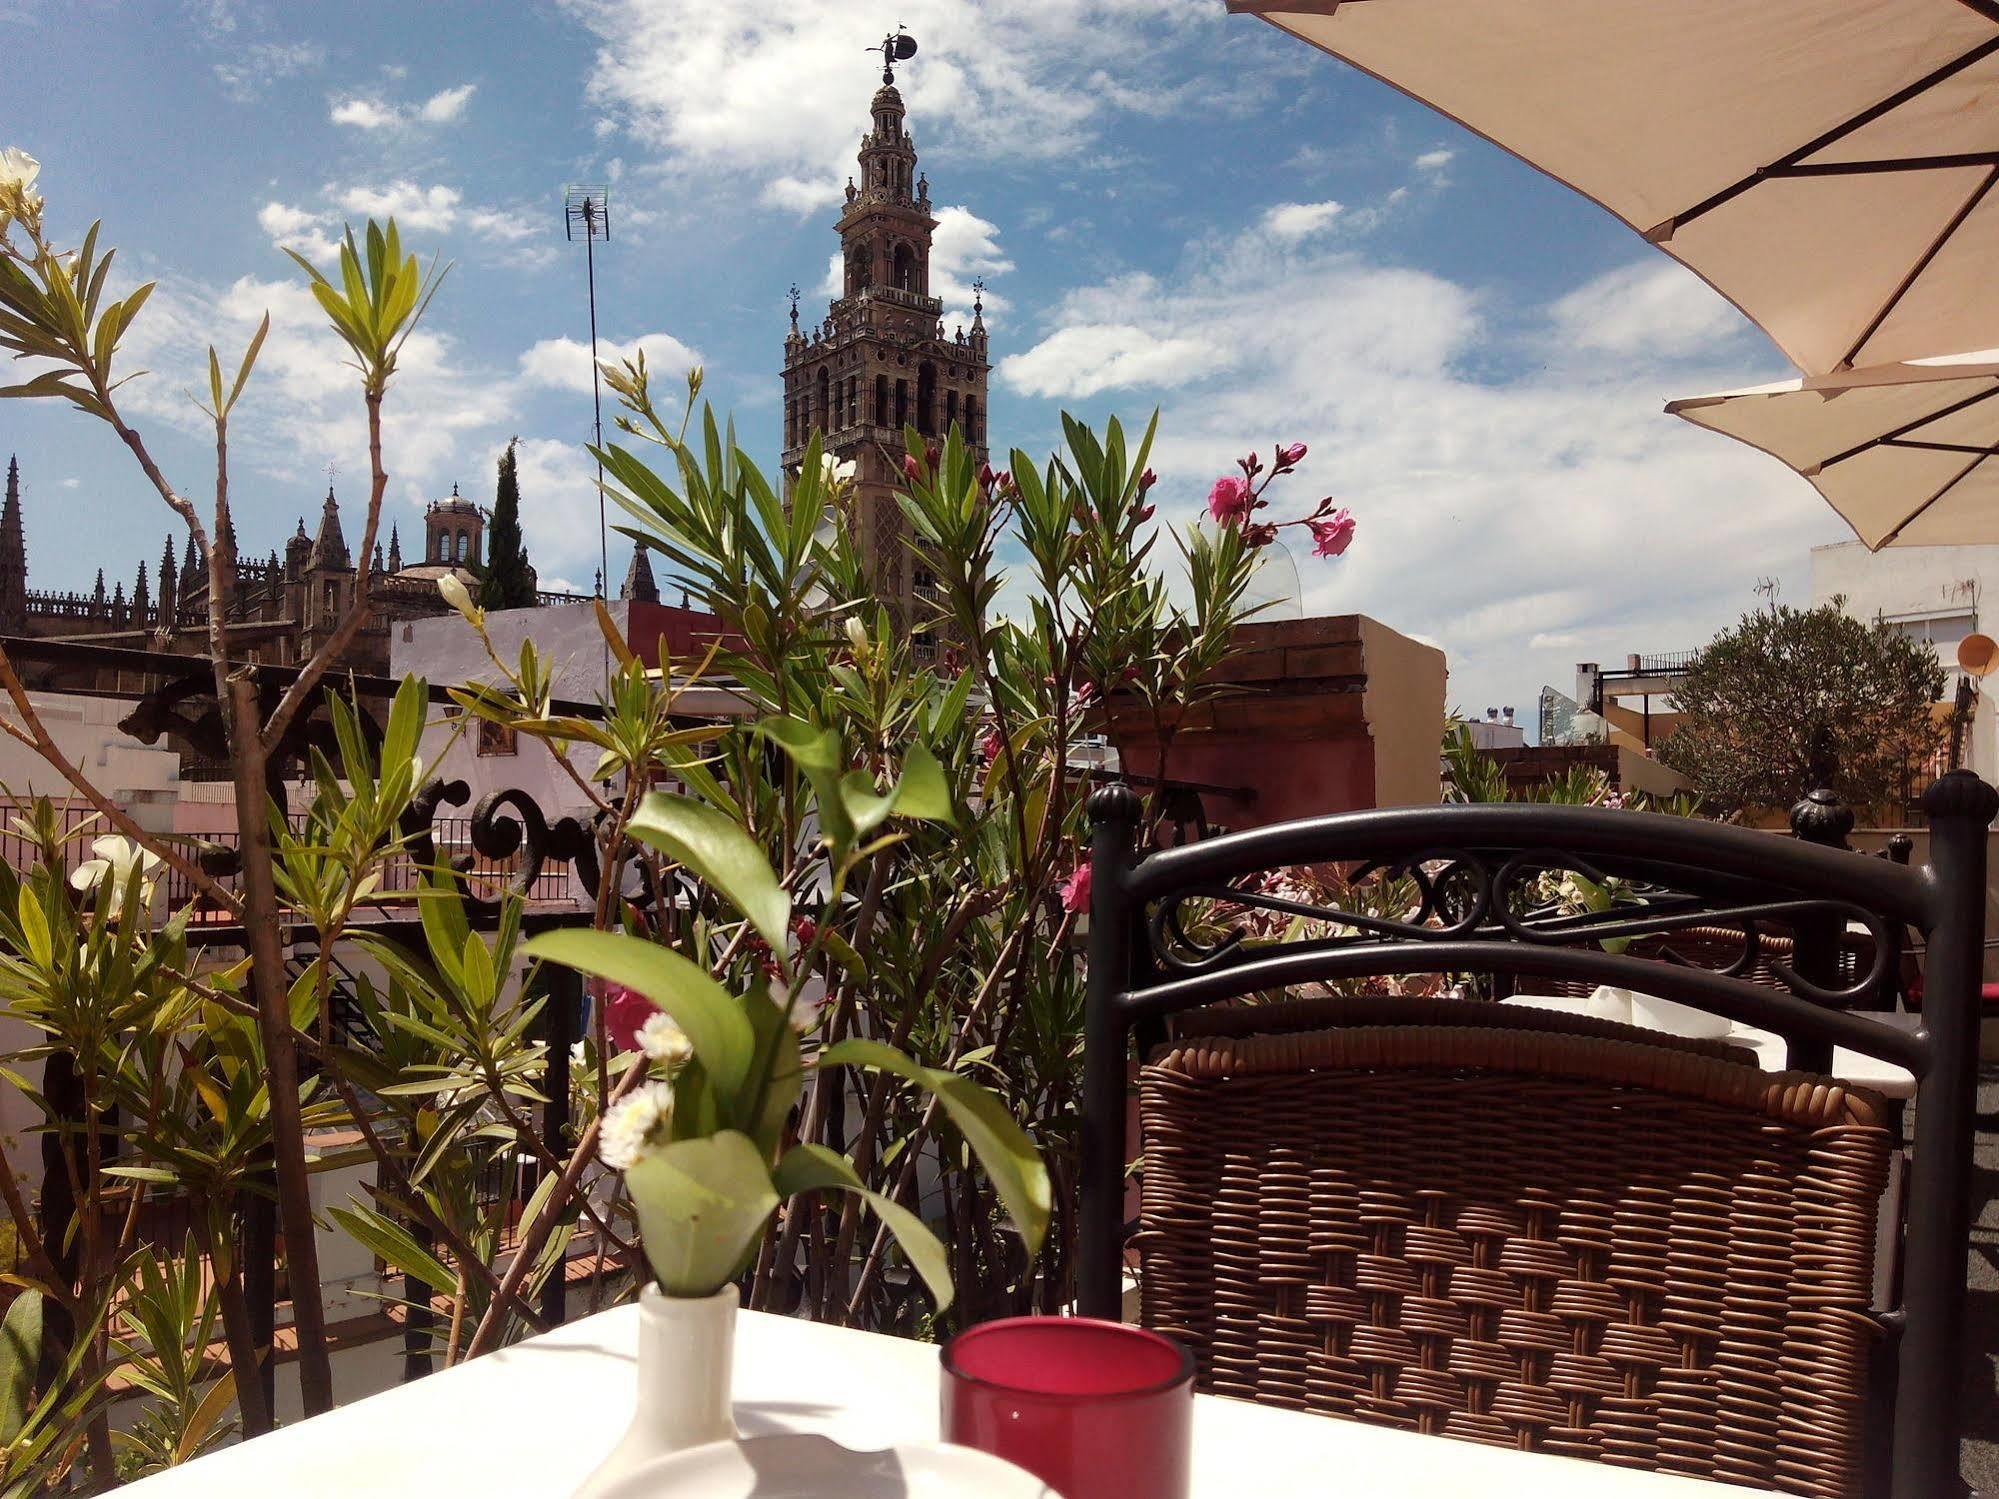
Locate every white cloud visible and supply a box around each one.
[560,0,1213,206]
[518,332,704,396]
[997,231,1840,716]
[502,438,609,579]
[330,81,478,130]
[1414,149,1454,172]
[213,40,322,101]
[419,83,477,123]
[1001,324,1225,399]
[336,182,464,231]
[330,97,398,130]
[1549,260,1744,359]
[1262,200,1343,242]
[58,478,78,489]
[930,206,1012,327]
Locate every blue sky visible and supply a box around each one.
[2,0,1850,723]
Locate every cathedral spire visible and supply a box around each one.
[619,540,660,604]
[387,522,402,572]
[132,559,150,622]
[157,535,178,623]
[309,486,350,570]
[0,456,26,631]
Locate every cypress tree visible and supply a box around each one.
[480,438,536,609]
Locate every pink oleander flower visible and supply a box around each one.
[1276,442,1307,468]
[978,461,995,489]
[597,982,656,1053]
[1074,679,1100,706]
[1061,863,1093,915]
[1207,474,1251,524]
[1243,521,1279,547]
[1137,468,1157,494]
[979,723,1004,762]
[1135,504,1155,523]
[791,915,819,948]
[1307,509,1356,558]
[925,443,941,471]
[903,454,922,482]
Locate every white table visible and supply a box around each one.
[1502,992,1920,1099]
[123,1305,1777,1497]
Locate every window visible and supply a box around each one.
[816,367,830,437]
[477,719,518,757]
[874,374,889,425]
[945,389,959,435]
[456,532,470,563]
[322,581,338,621]
[894,379,908,429]
[916,362,936,436]
[964,396,981,444]
[434,531,446,562]
[892,243,915,292]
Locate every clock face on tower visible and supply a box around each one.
[780,57,991,659]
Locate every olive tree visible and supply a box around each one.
[1658,601,1947,817]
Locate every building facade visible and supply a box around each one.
[0,455,523,675]
[780,72,990,652]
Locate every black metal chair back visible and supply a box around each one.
[1079,772,1997,1499]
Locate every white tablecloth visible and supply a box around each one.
[1503,991,1920,1099]
[121,1306,1776,1497]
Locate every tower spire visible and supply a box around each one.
[0,456,25,631]
[309,485,350,570]
[387,522,402,572]
[620,540,660,604]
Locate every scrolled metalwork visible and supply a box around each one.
[1144,840,1898,1007]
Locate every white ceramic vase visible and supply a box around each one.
[574,1284,740,1498]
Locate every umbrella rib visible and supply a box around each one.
[1817,383,1999,471]
[1773,151,1999,176]
[1881,451,1992,545]
[1839,164,1999,368]
[1649,37,1999,241]
[1884,439,1999,457]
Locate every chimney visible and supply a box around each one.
[1502,706,1515,726]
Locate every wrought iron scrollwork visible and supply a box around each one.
[1146,842,1897,1007]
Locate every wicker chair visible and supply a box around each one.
[1134,1022,1892,1496]
[1079,781,1997,1499]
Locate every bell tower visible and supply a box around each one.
[782,31,990,658]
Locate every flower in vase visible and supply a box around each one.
[599,1080,676,1170]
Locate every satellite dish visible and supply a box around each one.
[1959,632,1999,677]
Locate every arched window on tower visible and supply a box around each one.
[945,389,959,435]
[874,374,889,425]
[848,244,873,296]
[895,379,908,429]
[456,532,469,564]
[892,243,915,293]
[434,530,446,563]
[816,368,830,438]
[848,376,858,430]
[965,395,981,444]
[916,363,937,436]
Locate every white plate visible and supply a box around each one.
[593,1434,1059,1498]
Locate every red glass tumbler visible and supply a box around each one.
[940,1316,1195,1498]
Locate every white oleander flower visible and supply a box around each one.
[69,836,162,913]
[819,453,857,489]
[436,572,481,624]
[636,1010,693,1067]
[0,149,37,195]
[599,1080,675,1171]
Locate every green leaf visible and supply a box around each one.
[627,794,790,953]
[818,1039,1049,1256]
[892,742,954,824]
[623,1130,778,1296]
[0,1287,40,1444]
[773,1144,953,1310]
[524,929,754,1101]
[756,716,853,849]
[327,1204,459,1298]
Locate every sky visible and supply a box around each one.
[1,0,1854,726]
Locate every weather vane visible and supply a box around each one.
[971,276,985,315]
[869,26,918,86]
[788,282,801,328]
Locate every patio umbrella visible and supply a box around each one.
[1666,351,1999,547]
[1228,1,1999,376]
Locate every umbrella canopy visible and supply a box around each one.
[1667,352,1999,547]
[1230,1,1999,376]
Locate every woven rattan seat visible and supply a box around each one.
[1136,1023,1894,1498]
